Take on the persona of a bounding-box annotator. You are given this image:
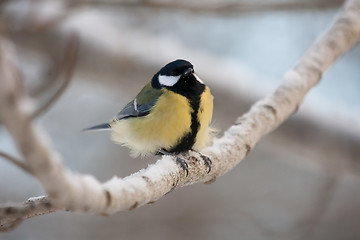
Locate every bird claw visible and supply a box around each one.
[189,150,212,173]
[157,150,189,177]
[176,157,189,177]
[199,154,212,173]
[157,150,211,175]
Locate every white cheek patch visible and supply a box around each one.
[133,98,138,111]
[158,74,181,86]
[193,73,204,84]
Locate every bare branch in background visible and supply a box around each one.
[302,175,338,239]
[70,0,344,13]
[0,0,359,232]
[0,152,31,174]
[31,34,79,119]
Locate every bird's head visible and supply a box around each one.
[151,59,205,97]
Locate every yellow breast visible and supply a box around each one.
[110,89,192,157]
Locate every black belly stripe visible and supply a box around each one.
[167,95,201,153]
[164,75,206,153]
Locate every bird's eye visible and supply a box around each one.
[182,68,193,77]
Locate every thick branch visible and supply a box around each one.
[0,0,359,229]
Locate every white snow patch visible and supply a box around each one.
[27,195,47,201]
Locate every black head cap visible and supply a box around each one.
[151,59,196,89]
[151,59,205,98]
[158,59,193,77]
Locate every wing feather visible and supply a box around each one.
[116,83,162,120]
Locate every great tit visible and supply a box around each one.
[86,59,214,174]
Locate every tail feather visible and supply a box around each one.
[83,123,111,131]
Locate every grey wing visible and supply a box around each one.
[116,99,156,120]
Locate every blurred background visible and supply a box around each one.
[1,0,360,239]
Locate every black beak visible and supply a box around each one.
[183,68,194,77]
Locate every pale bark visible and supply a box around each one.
[1,0,360,231]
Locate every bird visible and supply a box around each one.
[85,59,214,175]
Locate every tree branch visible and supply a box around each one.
[70,0,344,14]
[0,0,359,231]
[0,196,61,232]
[0,152,31,174]
[31,34,79,119]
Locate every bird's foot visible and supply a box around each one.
[157,150,189,177]
[200,153,212,173]
[190,150,212,173]
[175,157,189,177]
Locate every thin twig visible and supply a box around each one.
[31,34,79,119]
[0,151,31,174]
